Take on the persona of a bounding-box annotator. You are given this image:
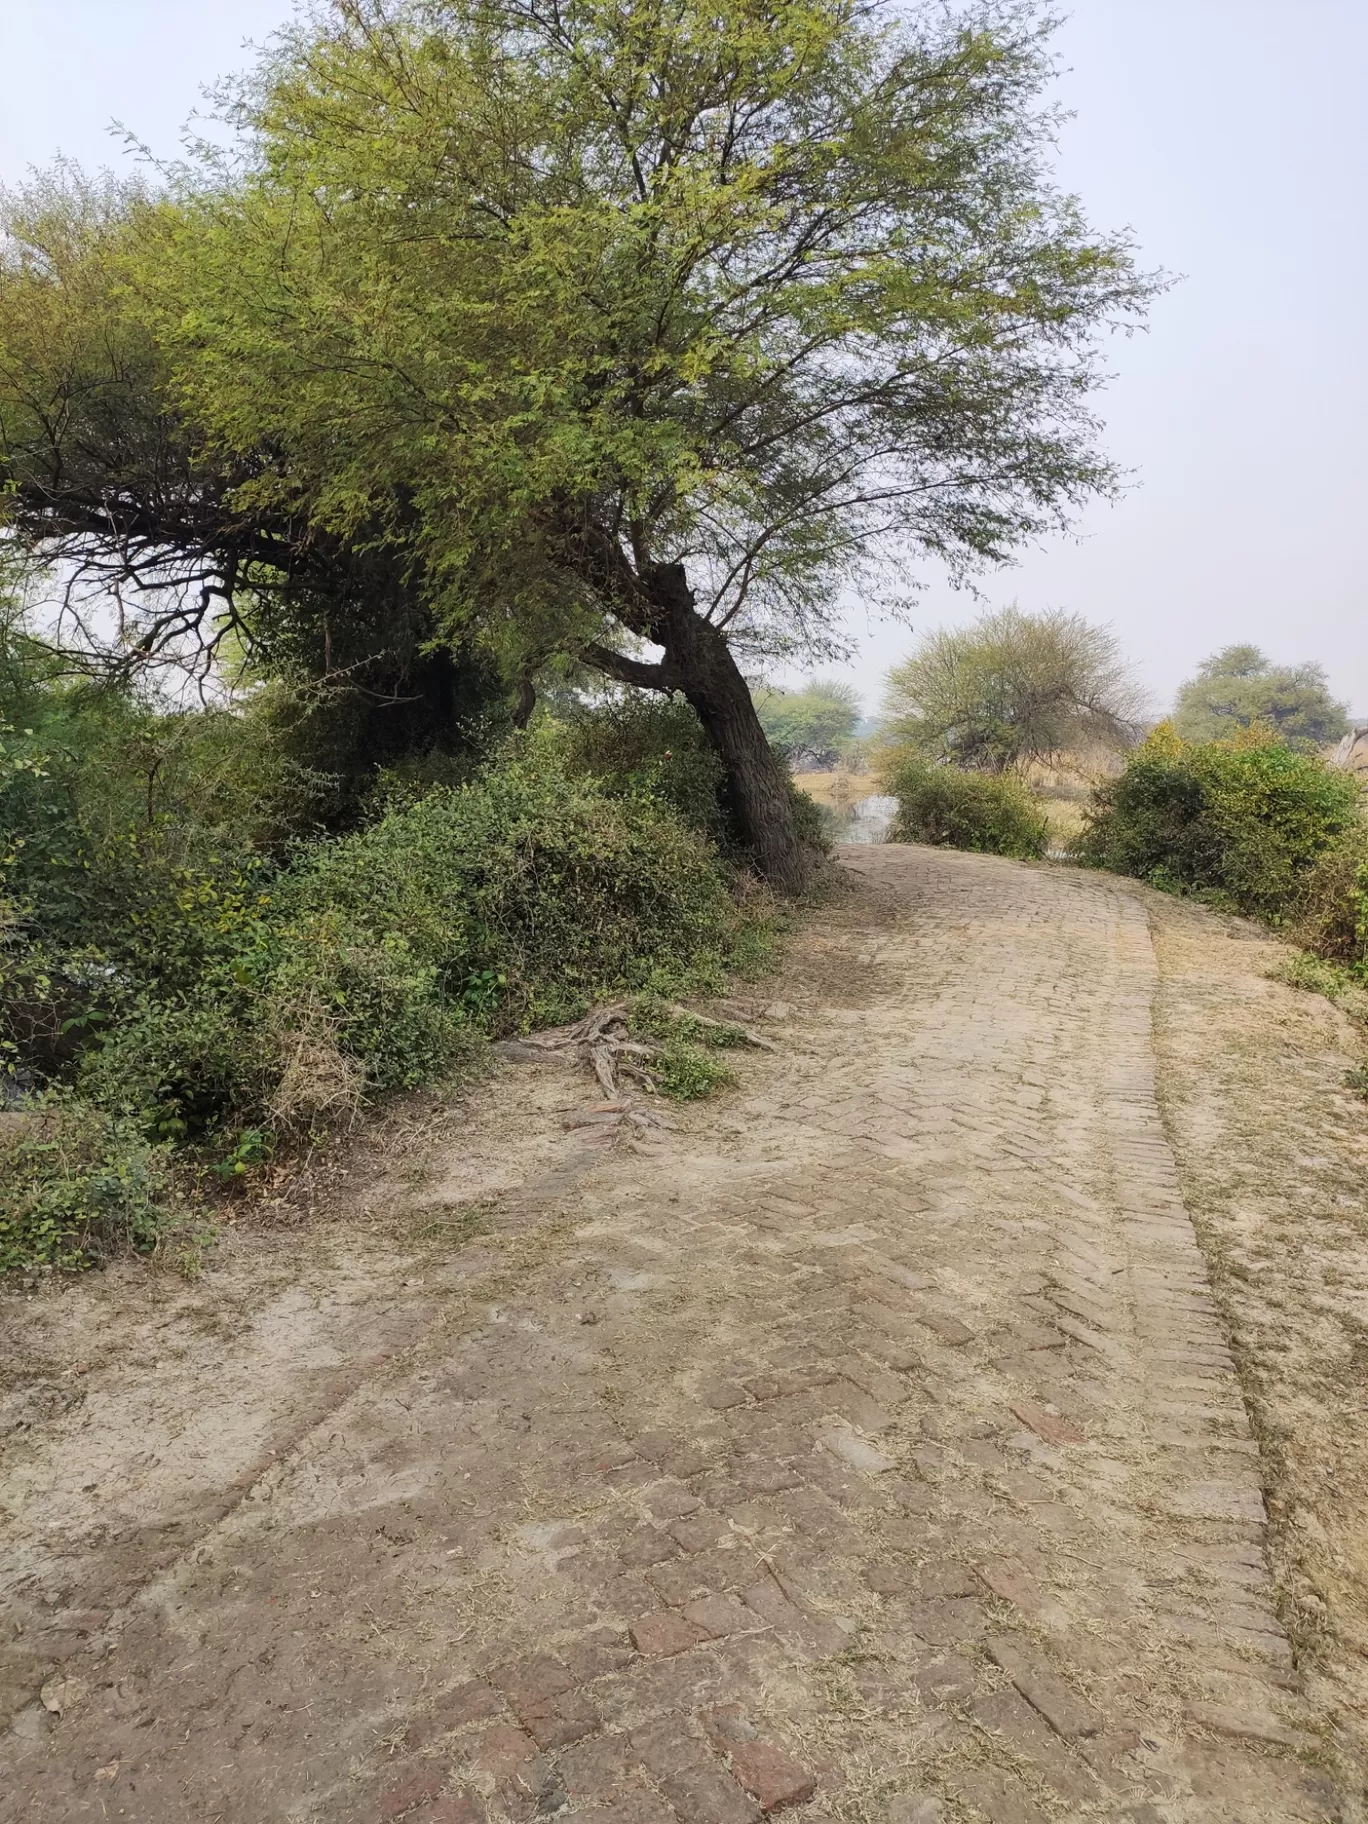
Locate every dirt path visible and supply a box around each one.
[0,847,1350,1823]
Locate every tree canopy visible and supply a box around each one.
[1172,645,1349,749]
[754,678,860,767]
[0,0,1158,887]
[883,605,1144,772]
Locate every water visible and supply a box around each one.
[835,793,898,844]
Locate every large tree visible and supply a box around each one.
[1,0,1156,888]
[883,605,1144,772]
[1173,645,1349,748]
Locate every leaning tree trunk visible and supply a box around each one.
[646,566,810,895]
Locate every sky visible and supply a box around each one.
[2,1,1365,719]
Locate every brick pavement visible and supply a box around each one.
[2,847,1339,1821]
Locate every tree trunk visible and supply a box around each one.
[646,565,811,894]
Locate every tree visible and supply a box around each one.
[1172,645,1349,748]
[0,170,516,810]
[755,679,860,768]
[1,1,1157,889]
[883,606,1144,772]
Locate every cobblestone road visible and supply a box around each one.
[2,848,1339,1821]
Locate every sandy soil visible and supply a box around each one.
[0,851,1359,1823]
[1148,890,1368,1789]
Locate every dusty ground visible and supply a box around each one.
[1148,892,1368,1784]
[0,847,1361,1823]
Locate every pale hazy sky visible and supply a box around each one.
[3,1,1365,717]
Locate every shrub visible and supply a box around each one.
[886,757,1049,859]
[283,756,740,1034]
[0,1097,172,1270]
[1288,839,1368,971]
[543,695,729,842]
[1073,726,1363,918]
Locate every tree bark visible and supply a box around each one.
[589,563,810,894]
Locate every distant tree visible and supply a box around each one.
[1172,645,1349,747]
[755,680,860,769]
[883,607,1144,773]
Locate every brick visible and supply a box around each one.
[631,1722,760,1823]
[741,1576,809,1631]
[556,1732,633,1799]
[631,1611,706,1656]
[562,1625,634,1683]
[987,1638,1102,1739]
[888,1799,943,1824]
[979,1559,1049,1618]
[953,1765,1049,1824]
[972,1690,1098,1801]
[683,1593,757,1638]
[519,1695,600,1750]
[904,1598,983,1646]
[909,1652,980,1706]
[834,1354,910,1407]
[911,1308,975,1346]
[699,1378,752,1410]
[817,1424,896,1474]
[996,1468,1055,1504]
[619,1524,681,1568]
[737,1460,804,1495]
[650,1546,751,1605]
[1007,1320,1067,1351]
[859,1334,924,1372]
[700,1703,759,1750]
[1009,1399,1086,1446]
[404,1680,505,1748]
[669,1511,732,1553]
[1185,1703,1313,1750]
[467,1722,543,1795]
[421,1799,487,1824]
[824,1378,896,1433]
[863,1562,912,1596]
[918,1561,979,1600]
[728,1740,817,1811]
[571,1779,678,1824]
[379,1770,448,1819]
[486,1653,573,1710]
[643,1483,703,1520]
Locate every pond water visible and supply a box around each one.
[832,793,898,845]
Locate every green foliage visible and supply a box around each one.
[280,756,740,1041]
[0,8,1157,885]
[0,1098,172,1270]
[1173,645,1349,748]
[886,756,1049,859]
[1073,726,1364,918]
[1287,840,1368,971]
[652,1040,737,1101]
[883,607,1143,773]
[542,694,729,843]
[754,681,860,767]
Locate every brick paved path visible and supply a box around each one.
[2,847,1339,1821]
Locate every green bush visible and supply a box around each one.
[886,757,1049,859]
[1,628,777,1268]
[1287,838,1368,971]
[542,693,832,866]
[10,753,754,1167]
[0,1097,172,1270]
[542,694,729,841]
[1073,726,1363,919]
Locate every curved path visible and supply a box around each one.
[1,847,1339,1821]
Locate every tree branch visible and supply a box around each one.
[581,642,671,692]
